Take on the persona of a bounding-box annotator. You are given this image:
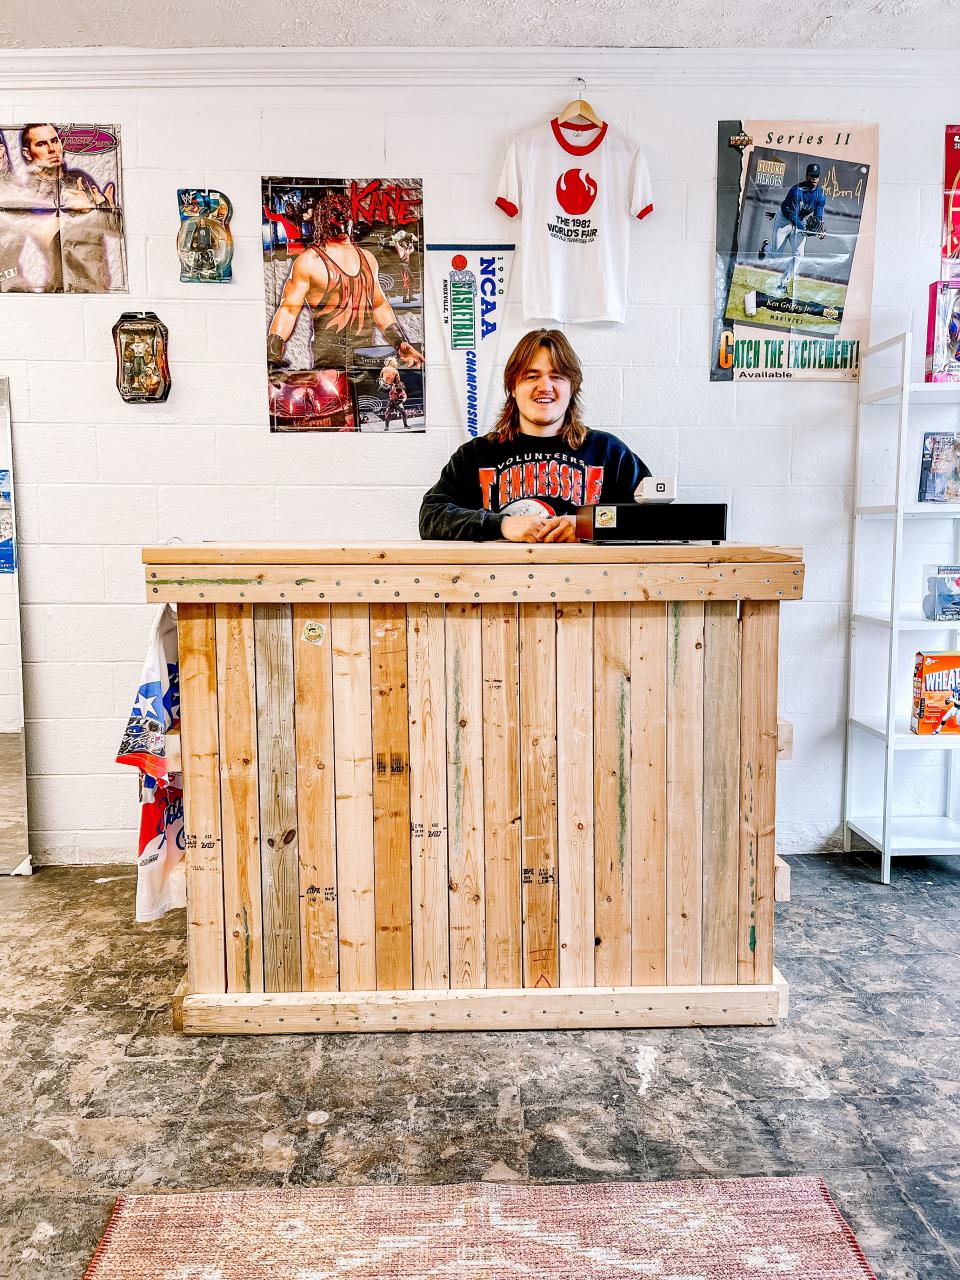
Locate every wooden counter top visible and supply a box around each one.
[144,541,802,566]
[145,542,804,604]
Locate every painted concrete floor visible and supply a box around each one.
[0,852,958,1280]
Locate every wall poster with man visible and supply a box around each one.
[712,120,878,382]
[0,123,127,294]
[262,175,425,432]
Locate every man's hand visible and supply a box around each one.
[536,514,576,543]
[398,341,424,369]
[500,515,546,543]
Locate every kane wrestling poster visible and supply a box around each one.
[712,120,878,382]
[0,123,127,294]
[262,176,425,432]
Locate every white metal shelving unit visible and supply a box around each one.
[843,331,960,882]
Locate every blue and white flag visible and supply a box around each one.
[427,243,514,441]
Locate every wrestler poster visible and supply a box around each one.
[712,120,878,382]
[262,176,425,432]
[0,123,127,294]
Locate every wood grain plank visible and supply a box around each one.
[445,603,486,989]
[556,602,594,988]
[331,605,376,991]
[178,604,226,995]
[216,604,263,994]
[519,603,559,989]
[148,561,805,605]
[370,604,413,991]
[292,603,338,991]
[631,602,667,986]
[666,601,705,985]
[738,601,779,985]
[701,602,741,985]
[255,604,301,993]
[481,603,522,989]
[594,603,632,987]
[407,604,450,989]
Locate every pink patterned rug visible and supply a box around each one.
[85,1176,877,1279]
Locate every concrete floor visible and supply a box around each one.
[0,852,958,1280]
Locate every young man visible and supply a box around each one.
[419,329,650,542]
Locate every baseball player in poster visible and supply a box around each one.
[759,162,827,295]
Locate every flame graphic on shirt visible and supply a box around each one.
[556,168,598,216]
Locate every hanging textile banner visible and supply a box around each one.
[427,243,514,440]
[711,120,878,383]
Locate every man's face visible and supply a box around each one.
[804,174,821,189]
[512,348,573,432]
[23,125,63,170]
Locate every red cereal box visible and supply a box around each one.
[911,651,960,734]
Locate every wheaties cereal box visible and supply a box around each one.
[911,651,960,734]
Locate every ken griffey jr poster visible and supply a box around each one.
[712,120,878,382]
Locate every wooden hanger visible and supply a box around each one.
[557,77,603,129]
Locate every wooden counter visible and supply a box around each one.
[143,541,804,1034]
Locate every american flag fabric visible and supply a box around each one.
[116,605,185,922]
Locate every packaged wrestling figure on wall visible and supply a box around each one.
[176,188,233,283]
[112,312,171,403]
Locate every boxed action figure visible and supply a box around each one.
[918,431,960,502]
[922,565,960,621]
[943,126,960,280]
[924,282,960,382]
[912,651,960,734]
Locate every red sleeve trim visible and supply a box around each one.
[635,203,654,220]
[495,197,519,218]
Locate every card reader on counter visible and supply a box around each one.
[575,503,728,543]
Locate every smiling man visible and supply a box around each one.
[419,329,650,542]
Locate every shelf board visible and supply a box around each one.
[847,814,960,855]
[849,714,960,748]
[852,606,960,630]
[855,503,960,518]
[859,383,960,407]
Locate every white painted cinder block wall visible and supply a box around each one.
[0,49,946,864]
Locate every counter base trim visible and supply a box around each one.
[177,971,788,1034]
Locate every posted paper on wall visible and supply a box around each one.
[427,244,513,441]
[262,176,425,432]
[712,120,878,382]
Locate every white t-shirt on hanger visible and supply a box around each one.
[496,117,654,325]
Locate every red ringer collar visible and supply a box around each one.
[550,117,608,155]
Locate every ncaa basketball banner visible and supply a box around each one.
[711,120,878,382]
[427,243,514,440]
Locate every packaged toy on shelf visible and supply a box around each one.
[925,282,960,382]
[912,651,960,734]
[922,565,960,621]
[918,431,960,502]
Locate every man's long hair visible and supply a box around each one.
[490,329,587,448]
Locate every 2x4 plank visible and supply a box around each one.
[215,604,264,994]
[630,602,667,985]
[445,604,486,989]
[481,604,522,989]
[666,602,705,985]
[370,604,413,991]
[292,604,339,991]
[407,604,450,989]
[519,603,559,989]
[556,603,594,988]
[702,602,741,985]
[147,561,804,604]
[255,605,302,993]
[331,605,376,991]
[178,604,226,995]
[594,603,632,986]
[738,601,779,984]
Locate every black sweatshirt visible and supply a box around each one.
[419,429,651,541]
